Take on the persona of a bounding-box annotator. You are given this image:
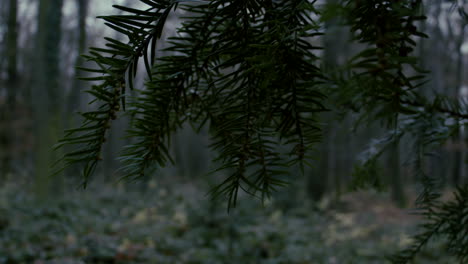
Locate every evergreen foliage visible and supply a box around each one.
[55,0,468,262]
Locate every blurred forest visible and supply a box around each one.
[0,0,467,263]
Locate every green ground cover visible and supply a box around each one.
[0,181,455,263]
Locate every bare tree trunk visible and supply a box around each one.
[33,0,64,200]
[0,0,17,182]
[452,25,466,186]
[389,139,406,207]
[64,0,89,179]
[67,0,88,114]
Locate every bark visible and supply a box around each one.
[67,0,88,114]
[33,0,64,200]
[389,139,406,207]
[64,0,89,179]
[0,0,17,181]
[452,25,466,186]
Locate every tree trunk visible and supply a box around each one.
[33,0,64,200]
[0,0,17,182]
[451,25,466,186]
[389,139,406,207]
[67,0,88,115]
[64,0,88,179]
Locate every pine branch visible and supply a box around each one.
[54,0,178,185]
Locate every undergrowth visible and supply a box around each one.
[0,180,455,264]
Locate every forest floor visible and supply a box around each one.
[0,179,457,264]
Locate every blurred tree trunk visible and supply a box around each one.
[0,0,17,182]
[307,124,328,201]
[65,0,88,179]
[451,22,466,186]
[389,139,406,207]
[316,0,352,199]
[424,1,444,184]
[306,0,341,200]
[67,0,88,115]
[165,122,210,182]
[33,0,64,200]
[6,0,17,109]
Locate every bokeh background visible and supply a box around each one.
[0,0,466,263]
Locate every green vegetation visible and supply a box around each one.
[0,182,456,264]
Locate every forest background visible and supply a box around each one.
[0,0,467,263]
